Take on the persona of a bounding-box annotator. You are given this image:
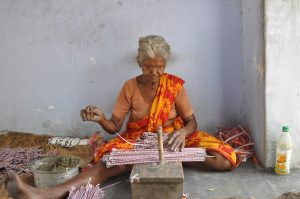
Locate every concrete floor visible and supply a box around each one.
[101,162,300,199]
[1,132,299,198]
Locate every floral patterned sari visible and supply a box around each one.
[94,73,237,167]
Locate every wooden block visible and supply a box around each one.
[130,162,184,199]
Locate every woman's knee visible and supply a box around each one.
[214,155,232,171]
[208,151,232,171]
[218,158,232,171]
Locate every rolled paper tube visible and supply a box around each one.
[101,132,206,168]
[103,148,206,168]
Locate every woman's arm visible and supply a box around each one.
[167,85,197,151]
[167,114,197,151]
[80,105,125,135]
[180,114,197,136]
[81,80,133,134]
[98,114,124,135]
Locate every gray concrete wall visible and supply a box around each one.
[0,0,245,138]
[265,0,300,168]
[242,0,265,166]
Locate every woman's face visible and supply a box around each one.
[141,56,166,83]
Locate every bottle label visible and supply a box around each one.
[274,150,292,175]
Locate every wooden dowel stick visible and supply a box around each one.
[157,126,164,164]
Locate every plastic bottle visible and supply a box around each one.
[274,125,292,175]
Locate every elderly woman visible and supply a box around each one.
[6,35,236,199]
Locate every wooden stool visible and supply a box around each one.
[130,162,184,199]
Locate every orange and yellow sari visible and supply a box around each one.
[95,73,237,167]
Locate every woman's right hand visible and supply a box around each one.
[80,105,104,122]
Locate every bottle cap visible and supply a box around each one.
[282,125,289,132]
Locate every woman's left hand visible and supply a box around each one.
[167,129,187,152]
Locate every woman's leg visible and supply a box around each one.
[183,151,232,171]
[6,161,131,199]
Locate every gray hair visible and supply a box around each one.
[136,35,171,67]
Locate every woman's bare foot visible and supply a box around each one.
[5,171,54,199]
[4,162,132,199]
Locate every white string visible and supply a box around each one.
[115,132,148,146]
[101,180,126,190]
[90,113,147,147]
[205,155,216,158]
[130,173,139,183]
